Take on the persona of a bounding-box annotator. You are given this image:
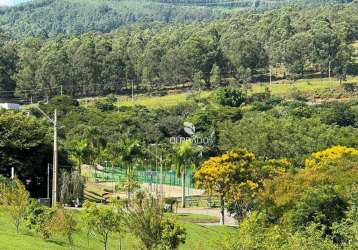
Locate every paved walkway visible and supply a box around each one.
[176,207,237,226]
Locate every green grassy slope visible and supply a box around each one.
[117,92,210,108]
[0,209,234,250]
[107,76,357,109]
[251,77,344,95]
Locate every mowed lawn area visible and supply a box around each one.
[0,209,235,250]
[117,91,211,108]
[251,77,354,95]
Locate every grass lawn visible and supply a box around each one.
[0,209,234,250]
[251,76,358,96]
[117,91,211,108]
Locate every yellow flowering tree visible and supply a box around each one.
[305,146,358,169]
[260,148,358,224]
[194,150,288,224]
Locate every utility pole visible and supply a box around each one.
[47,163,50,199]
[52,109,58,208]
[60,85,63,96]
[34,106,58,208]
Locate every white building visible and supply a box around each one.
[0,103,21,110]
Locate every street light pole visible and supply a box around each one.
[33,106,58,208]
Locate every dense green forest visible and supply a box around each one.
[0,0,355,37]
[155,0,355,8]
[1,4,357,102]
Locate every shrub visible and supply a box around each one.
[288,87,308,101]
[24,200,54,239]
[342,82,357,93]
[289,185,348,234]
[96,95,117,111]
[124,193,186,249]
[224,212,284,250]
[331,184,358,247]
[82,201,122,250]
[285,224,338,250]
[160,217,187,250]
[0,178,30,233]
[249,88,271,102]
[320,102,357,127]
[49,209,77,247]
[50,95,79,107]
[260,155,358,227]
[283,101,313,118]
[215,87,247,107]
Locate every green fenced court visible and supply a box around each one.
[91,164,196,189]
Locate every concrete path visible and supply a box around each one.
[176,207,237,226]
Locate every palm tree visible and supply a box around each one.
[107,136,141,166]
[106,136,141,191]
[65,137,90,173]
[174,140,196,208]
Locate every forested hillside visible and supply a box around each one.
[0,0,225,37]
[155,0,354,8]
[0,0,355,37]
[0,4,357,102]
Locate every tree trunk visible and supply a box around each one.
[78,160,82,174]
[16,220,20,234]
[118,237,122,250]
[269,66,272,85]
[328,61,331,81]
[104,234,108,250]
[87,231,90,247]
[181,167,186,208]
[220,195,225,225]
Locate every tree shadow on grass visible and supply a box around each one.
[46,239,67,247]
[86,189,103,197]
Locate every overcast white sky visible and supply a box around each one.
[0,0,12,6]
